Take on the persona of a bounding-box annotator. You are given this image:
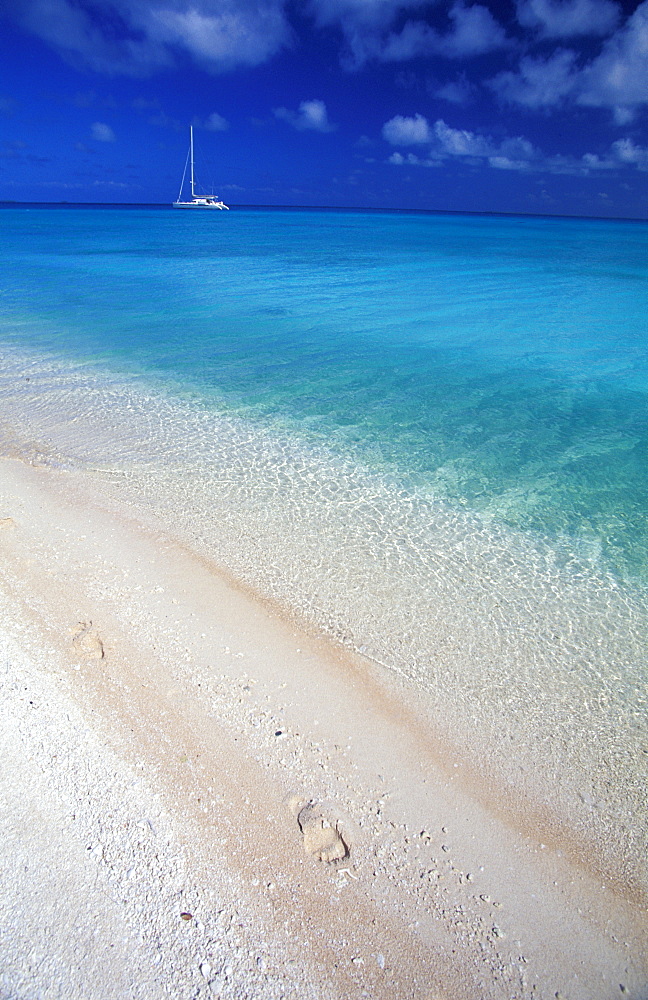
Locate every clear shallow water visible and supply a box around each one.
[2,207,647,580]
[0,206,647,880]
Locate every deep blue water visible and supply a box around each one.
[1,206,647,583]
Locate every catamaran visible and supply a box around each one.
[173,126,229,210]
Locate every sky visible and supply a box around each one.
[0,0,647,217]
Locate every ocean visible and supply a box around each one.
[1,205,646,885]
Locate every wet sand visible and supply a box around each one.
[0,454,646,1000]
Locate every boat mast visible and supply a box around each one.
[190,125,195,199]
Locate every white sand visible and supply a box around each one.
[0,455,646,1000]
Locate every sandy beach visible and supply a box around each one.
[0,451,646,1000]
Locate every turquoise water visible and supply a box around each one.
[0,206,647,874]
[2,207,647,582]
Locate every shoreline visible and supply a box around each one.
[0,348,646,904]
[1,453,646,999]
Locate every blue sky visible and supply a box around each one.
[1,0,647,216]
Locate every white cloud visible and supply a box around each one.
[383,110,648,178]
[382,112,433,144]
[580,138,648,171]
[11,0,170,76]
[91,121,116,141]
[541,153,589,174]
[499,135,537,160]
[387,149,442,166]
[378,21,437,61]
[203,111,229,130]
[434,74,475,104]
[274,99,336,131]
[306,0,509,67]
[488,155,528,170]
[516,0,619,38]
[489,49,578,108]
[582,151,615,168]
[611,137,648,170]
[436,2,509,57]
[491,2,648,119]
[434,117,491,156]
[10,0,291,75]
[577,1,648,114]
[384,113,490,154]
[611,106,635,125]
[383,113,542,170]
[145,0,292,71]
[306,0,423,67]
[349,2,509,63]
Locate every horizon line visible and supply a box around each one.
[0,200,646,224]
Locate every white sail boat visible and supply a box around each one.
[173,126,229,210]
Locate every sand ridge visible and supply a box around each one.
[0,454,646,1000]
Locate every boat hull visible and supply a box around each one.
[173,201,229,210]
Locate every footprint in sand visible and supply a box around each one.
[0,517,16,530]
[285,793,351,863]
[70,622,105,660]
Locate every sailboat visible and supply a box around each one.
[173,126,229,210]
